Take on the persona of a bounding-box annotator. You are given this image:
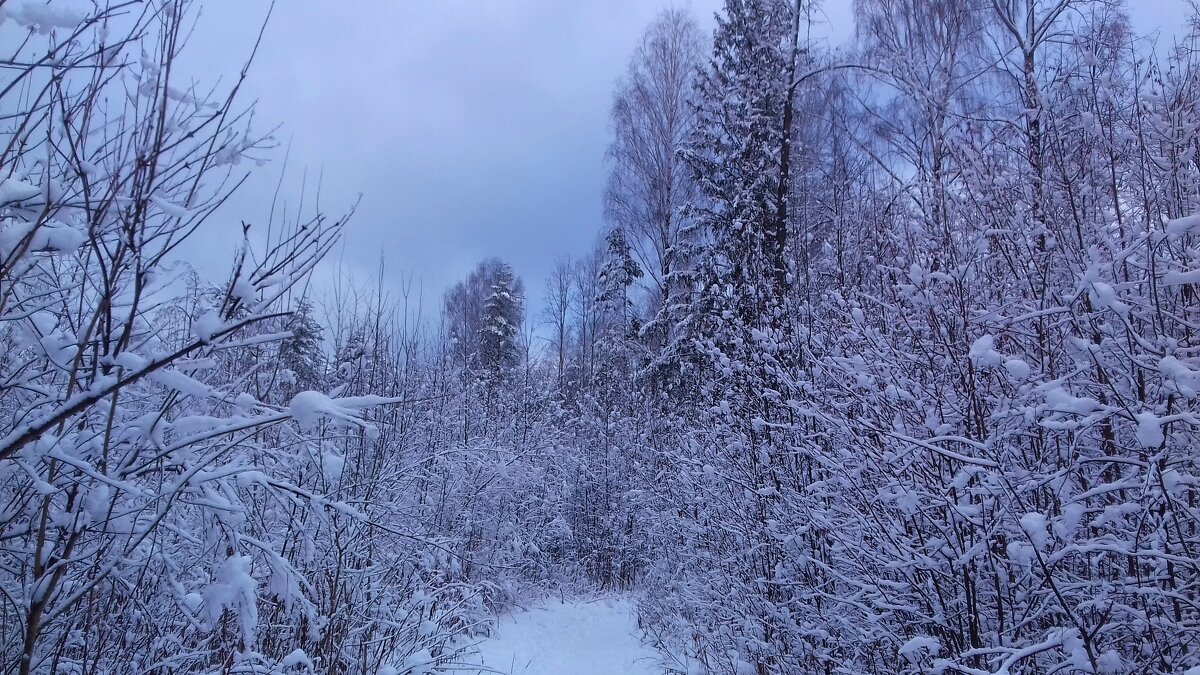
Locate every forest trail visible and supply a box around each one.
[469,598,662,675]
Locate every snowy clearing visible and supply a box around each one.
[468,598,662,675]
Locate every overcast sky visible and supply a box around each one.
[180,0,1188,330]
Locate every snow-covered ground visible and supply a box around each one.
[468,598,662,675]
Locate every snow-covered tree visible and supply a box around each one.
[444,257,525,382]
[477,262,524,382]
[606,8,705,374]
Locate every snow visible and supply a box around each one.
[468,598,661,675]
[968,334,1003,367]
[235,392,260,411]
[319,451,345,482]
[1040,383,1104,415]
[0,178,40,204]
[1166,212,1200,237]
[0,218,86,257]
[899,635,941,661]
[1003,358,1031,380]
[1159,355,1200,392]
[1134,411,1165,448]
[147,368,213,398]
[1162,269,1200,286]
[201,555,258,650]
[6,2,1200,672]
[1087,280,1127,314]
[289,391,388,437]
[232,278,257,304]
[192,311,223,343]
[281,649,313,670]
[149,193,192,218]
[0,2,89,33]
[1019,512,1049,549]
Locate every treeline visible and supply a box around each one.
[0,3,682,672]
[575,0,1200,673]
[4,0,1200,674]
[0,3,568,673]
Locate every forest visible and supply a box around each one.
[2,0,1199,673]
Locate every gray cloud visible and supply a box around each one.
[179,0,1183,331]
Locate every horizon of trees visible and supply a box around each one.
[3,1,1200,674]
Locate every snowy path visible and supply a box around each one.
[468,597,662,675]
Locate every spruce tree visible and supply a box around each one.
[477,262,524,382]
